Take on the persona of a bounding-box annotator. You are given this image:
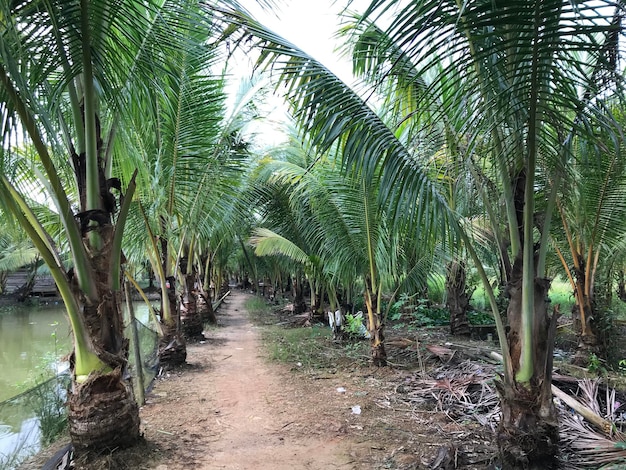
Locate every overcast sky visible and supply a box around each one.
[231,0,367,146]
[239,0,357,81]
[231,0,351,146]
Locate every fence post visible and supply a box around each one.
[124,279,145,406]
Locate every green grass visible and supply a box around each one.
[244,297,277,325]
[470,277,577,314]
[244,294,371,370]
[427,274,446,304]
[549,277,575,313]
[262,326,335,369]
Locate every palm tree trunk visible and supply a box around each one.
[181,273,204,340]
[498,258,559,469]
[68,232,140,452]
[364,283,386,366]
[293,275,307,314]
[571,260,599,366]
[159,278,186,367]
[68,367,140,452]
[370,322,386,367]
[446,261,470,336]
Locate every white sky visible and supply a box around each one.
[239,0,358,82]
[230,0,367,146]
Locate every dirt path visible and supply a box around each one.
[141,291,369,469]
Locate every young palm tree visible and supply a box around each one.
[551,116,626,365]
[249,132,435,364]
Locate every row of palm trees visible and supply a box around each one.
[229,1,626,467]
[1,0,626,468]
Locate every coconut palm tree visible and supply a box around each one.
[0,0,258,455]
[551,112,626,365]
[343,3,625,466]
[215,1,626,467]
[249,131,437,364]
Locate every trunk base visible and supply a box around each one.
[198,294,217,324]
[370,325,387,367]
[572,332,599,367]
[497,383,559,469]
[181,308,205,341]
[158,328,187,369]
[446,261,471,336]
[68,370,140,454]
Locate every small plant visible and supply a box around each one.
[29,375,69,445]
[344,312,368,338]
[588,353,607,376]
[343,342,367,359]
[402,299,448,328]
[467,310,494,325]
[388,295,450,329]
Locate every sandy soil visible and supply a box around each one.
[141,290,373,470]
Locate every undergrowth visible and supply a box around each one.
[262,326,335,369]
[245,295,369,370]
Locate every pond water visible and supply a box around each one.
[0,302,70,468]
[0,303,71,403]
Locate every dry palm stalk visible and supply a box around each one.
[559,409,626,468]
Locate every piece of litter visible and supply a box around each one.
[296,362,302,367]
[351,405,362,415]
[336,387,346,393]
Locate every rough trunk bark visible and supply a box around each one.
[68,369,140,452]
[180,274,204,340]
[293,276,307,315]
[446,261,471,336]
[571,301,598,366]
[159,280,187,368]
[498,259,559,469]
[198,291,217,324]
[370,323,387,367]
[68,230,140,454]
[158,322,187,368]
[571,265,598,366]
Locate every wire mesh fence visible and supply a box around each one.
[126,317,160,397]
[0,317,159,470]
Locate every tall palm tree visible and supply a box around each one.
[345,3,625,466]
